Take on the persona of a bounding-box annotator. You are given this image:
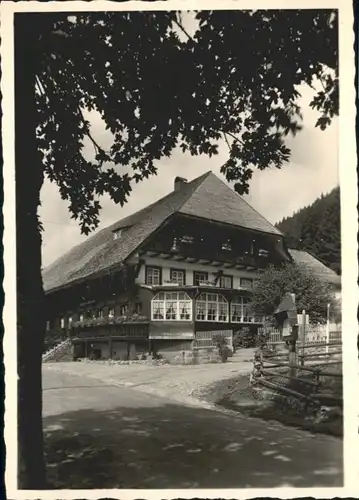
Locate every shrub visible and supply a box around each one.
[233,327,258,349]
[212,333,229,362]
[212,332,228,347]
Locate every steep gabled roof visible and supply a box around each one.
[43,171,282,292]
[288,249,341,287]
[179,173,281,235]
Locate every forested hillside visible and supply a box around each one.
[276,187,341,274]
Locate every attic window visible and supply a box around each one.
[221,241,232,251]
[113,229,122,240]
[113,224,132,240]
[258,248,269,258]
[181,235,194,244]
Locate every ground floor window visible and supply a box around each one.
[151,292,192,321]
[196,293,229,322]
[231,296,252,322]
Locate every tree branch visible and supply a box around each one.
[222,132,231,150]
[35,75,45,96]
[173,17,194,42]
[76,105,104,157]
[226,131,241,143]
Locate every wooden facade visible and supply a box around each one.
[45,213,291,361]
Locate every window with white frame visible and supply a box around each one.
[151,292,192,321]
[231,296,252,322]
[194,271,209,285]
[218,275,232,288]
[195,293,229,322]
[170,268,185,285]
[146,266,161,285]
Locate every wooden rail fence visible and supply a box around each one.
[251,343,342,407]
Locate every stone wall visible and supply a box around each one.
[170,346,221,365]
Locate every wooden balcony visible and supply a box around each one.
[73,322,149,340]
[70,314,149,330]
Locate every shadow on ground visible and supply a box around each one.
[44,399,343,489]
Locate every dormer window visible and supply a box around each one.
[113,229,122,240]
[113,225,132,240]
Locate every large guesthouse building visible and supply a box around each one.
[43,172,340,361]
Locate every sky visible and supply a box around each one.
[40,83,338,269]
[39,13,338,268]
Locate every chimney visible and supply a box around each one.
[174,176,187,191]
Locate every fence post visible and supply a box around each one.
[251,350,262,384]
[288,341,297,378]
[300,309,306,366]
[325,303,330,355]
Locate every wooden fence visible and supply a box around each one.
[251,342,342,406]
[260,324,342,348]
[194,330,233,349]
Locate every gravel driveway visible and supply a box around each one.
[44,349,255,406]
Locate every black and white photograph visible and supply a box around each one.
[1,0,357,497]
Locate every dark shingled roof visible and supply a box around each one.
[43,171,282,292]
[288,249,341,287]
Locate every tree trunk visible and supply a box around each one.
[15,15,47,488]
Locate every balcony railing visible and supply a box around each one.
[231,316,265,324]
[71,314,149,329]
[146,242,273,269]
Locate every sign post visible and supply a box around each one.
[274,293,298,379]
[299,309,306,366]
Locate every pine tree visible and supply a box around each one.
[276,187,340,273]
